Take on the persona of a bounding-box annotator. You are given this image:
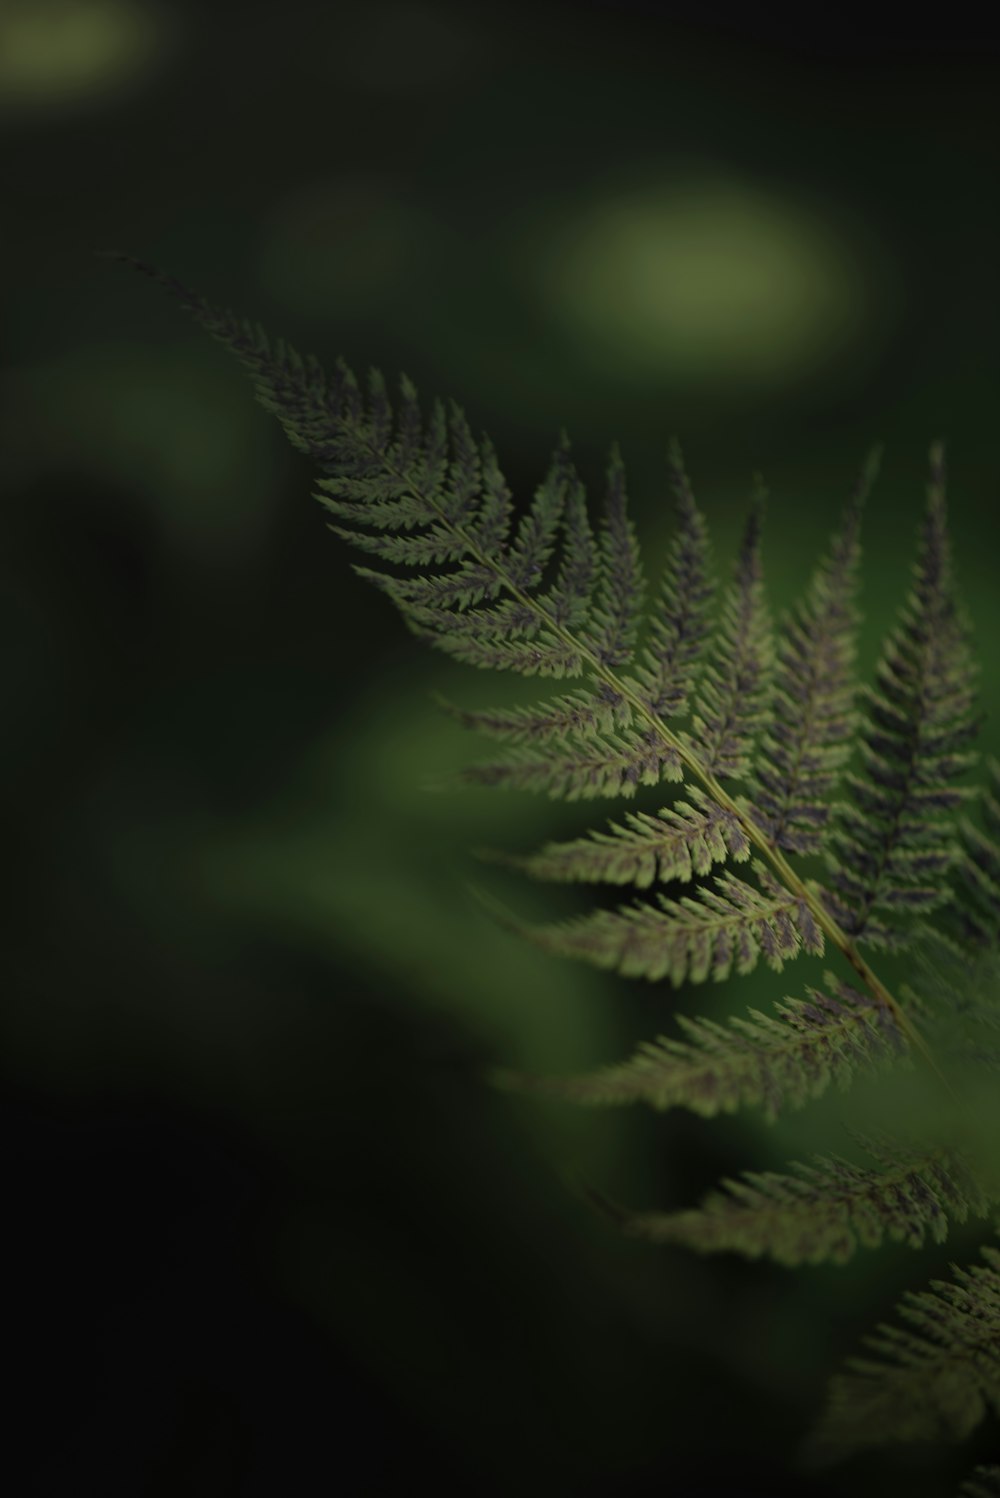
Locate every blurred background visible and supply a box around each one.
[3,1,1000,1493]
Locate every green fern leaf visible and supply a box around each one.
[583,442,646,666]
[628,436,715,718]
[684,491,774,780]
[437,682,631,745]
[746,446,878,854]
[114,253,1000,1494]
[513,859,823,984]
[935,756,1000,953]
[606,1135,992,1266]
[496,972,906,1120]
[901,930,1000,1078]
[806,1239,1000,1462]
[542,436,600,628]
[821,444,980,952]
[425,626,586,677]
[481,784,750,886]
[111,254,953,1054]
[460,725,683,799]
[503,435,568,590]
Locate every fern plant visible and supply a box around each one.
[107,252,1000,1489]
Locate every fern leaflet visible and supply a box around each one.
[807,1238,1000,1461]
[479,783,750,887]
[745,448,876,854]
[512,858,824,984]
[598,1134,993,1266]
[682,493,773,779]
[821,445,980,953]
[630,436,715,717]
[494,972,906,1120]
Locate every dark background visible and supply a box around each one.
[3,1,1000,1493]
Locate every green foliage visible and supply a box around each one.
[600,1135,992,1266]
[820,445,981,953]
[495,972,904,1119]
[745,448,874,855]
[684,493,773,778]
[934,756,1000,955]
[479,784,750,886]
[806,1239,1000,1462]
[112,253,1000,1491]
[510,858,826,985]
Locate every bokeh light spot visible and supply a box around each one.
[0,0,174,116]
[532,178,895,389]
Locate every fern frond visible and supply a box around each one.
[901,927,1000,1077]
[115,250,1000,1498]
[460,725,683,799]
[584,442,645,666]
[541,440,599,627]
[821,443,980,952]
[628,437,715,716]
[437,681,631,745]
[747,447,878,854]
[503,434,568,590]
[515,859,823,984]
[497,972,907,1120]
[445,678,670,799]
[806,1239,1000,1462]
[685,490,774,780]
[424,625,586,677]
[935,756,1000,953]
[609,1135,992,1266]
[482,784,750,886]
[113,253,944,1070]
